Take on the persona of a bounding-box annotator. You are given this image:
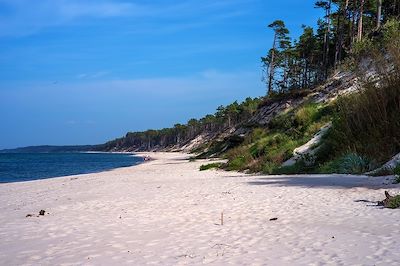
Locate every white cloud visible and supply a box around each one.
[0,0,252,37]
[65,69,264,101]
[76,71,110,80]
[0,0,145,36]
[3,69,263,101]
[58,1,140,18]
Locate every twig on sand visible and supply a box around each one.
[176,253,195,259]
[211,243,232,249]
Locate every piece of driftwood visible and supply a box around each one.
[378,191,393,207]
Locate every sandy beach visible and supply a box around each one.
[0,152,399,265]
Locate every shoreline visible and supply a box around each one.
[0,152,147,185]
[0,152,399,265]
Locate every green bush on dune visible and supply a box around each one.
[394,165,400,184]
[386,195,400,209]
[318,153,373,174]
[223,102,334,173]
[199,163,223,171]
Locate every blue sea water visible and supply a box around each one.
[0,153,143,183]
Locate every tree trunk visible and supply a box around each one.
[337,0,350,66]
[377,0,382,29]
[268,32,277,95]
[358,0,365,41]
[351,0,358,45]
[334,6,342,68]
[323,0,332,78]
[282,57,289,91]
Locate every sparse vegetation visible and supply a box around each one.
[96,4,400,178]
[394,165,400,184]
[386,195,400,209]
[318,153,374,174]
[223,102,334,173]
[199,163,223,171]
[315,36,400,170]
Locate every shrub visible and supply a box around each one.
[319,153,373,174]
[225,155,250,171]
[244,128,268,145]
[382,19,400,45]
[262,161,279,174]
[319,19,400,166]
[199,163,222,171]
[394,165,400,176]
[319,79,400,165]
[294,104,319,127]
[352,38,376,59]
[386,195,400,209]
[394,165,400,184]
[273,160,311,174]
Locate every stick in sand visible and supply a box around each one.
[221,212,224,226]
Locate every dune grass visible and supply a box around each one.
[199,163,223,171]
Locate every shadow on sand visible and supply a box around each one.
[247,174,398,189]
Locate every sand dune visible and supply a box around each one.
[0,152,399,265]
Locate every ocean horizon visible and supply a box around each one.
[0,152,143,183]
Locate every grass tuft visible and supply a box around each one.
[199,163,223,171]
[386,195,400,209]
[394,165,400,184]
[318,153,374,174]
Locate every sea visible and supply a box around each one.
[0,152,143,183]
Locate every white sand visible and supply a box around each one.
[0,152,400,266]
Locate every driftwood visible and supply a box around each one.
[378,191,392,207]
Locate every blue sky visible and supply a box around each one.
[0,0,322,149]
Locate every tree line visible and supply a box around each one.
[262,0,400,95]
[99,97,261,151]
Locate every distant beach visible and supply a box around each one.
[0,152,399,265]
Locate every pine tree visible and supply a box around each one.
[262,20,290,95]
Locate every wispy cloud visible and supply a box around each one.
[62,69,263,101]
[2,69,263,101]
[76,71,110,80]
[0,0,142,36]
[0,0,252,37]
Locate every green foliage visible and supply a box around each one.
[199,163,223,171]
[100,97,261,153]
[352,38,376,59]
[394,165,400,184]
[225,155,250,171]
[368,167,394,177]
[394,165,400,176]
[382,19,400,44]
[224,101,334,173]
[273,160,312,174]
[261,161,279,174]
[294,103,321,128]
[386,195,400,209]
[317,80,400,165]
[318,153,373,174]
